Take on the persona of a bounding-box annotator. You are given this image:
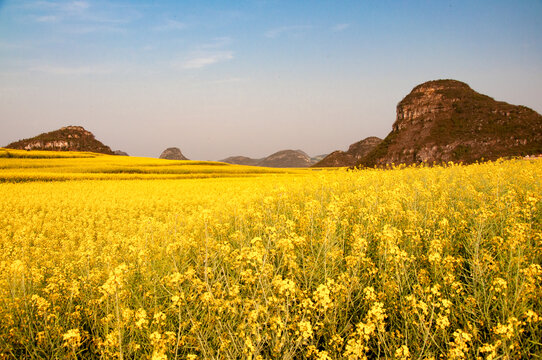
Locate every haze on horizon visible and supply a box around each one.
[1,0,541,160]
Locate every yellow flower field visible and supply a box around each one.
[0,153,541,359]
[0,149,310,183]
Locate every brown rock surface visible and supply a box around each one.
[360,79,542,166]
[159,147,188,160]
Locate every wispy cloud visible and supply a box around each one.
[153,19,186,32]
[29,64,113,75]
[24,0,88,24]
[25,1,90,14]
[35,15,59,22]
[176,37,235,70]
[332,23,350,32]
[61,0,89,12]
[181,51,234,69]
[199,37,232,49]
[24,0,140,30]
[65,0,89,12]
[264,25,312,39]
[68,25,126,34]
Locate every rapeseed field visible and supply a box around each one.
[0,149,308,183]
[0,153,540,359]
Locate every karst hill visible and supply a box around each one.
[359,79,542,167]
[5,126,115,155]
[159,147,188,160]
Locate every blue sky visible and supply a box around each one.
[1,0,541,159]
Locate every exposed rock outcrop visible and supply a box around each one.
[5,126,114,154]
[159,147,188,160]
[113,150,129,156]
[314,137,382,167]
[359,80,542,166]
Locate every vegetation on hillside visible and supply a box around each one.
[360,79,542,167]
[5,126,114,155]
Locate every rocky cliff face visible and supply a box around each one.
[5,126,114,154]
[159,147,188,160]
[314,137,382,167]
[360,80,542,166]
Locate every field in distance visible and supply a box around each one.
[0,152,541,358]
[0,148,320,182]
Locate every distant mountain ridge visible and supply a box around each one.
[358,79,542,167]
[314,137,382,167]
[258,150,312,167]
[5,126,114,154]
[6,80,540,167]
[220,156,262,166]
[221,149,322,167]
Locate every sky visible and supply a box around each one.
[1,0,541,160]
